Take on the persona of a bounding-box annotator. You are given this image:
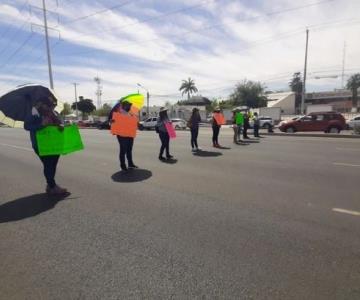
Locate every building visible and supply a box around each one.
[305,89,355,113]
[266,92,296,115]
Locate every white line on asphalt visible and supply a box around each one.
[333,162,360,167]
[336,148,359,151]
[332,208,360,216]
[0,143,32,151]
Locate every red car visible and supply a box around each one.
[279,112,346,134]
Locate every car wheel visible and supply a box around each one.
[328,127,340,134]
[263,123,270,129]
[286,127,295,133]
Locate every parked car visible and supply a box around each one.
[346,115,360,129]
[279,112,346,133]
[278,116,304,127]
[171,118,187,130]
[249,116,274,129]
[97,121,110,130]
[139,117,158,130]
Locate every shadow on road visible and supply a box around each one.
[193,150,222,157]
[111,169,152,183]
[159,158,178,164]
[0,193,70,223]
[242,139,260,143]
[234,142,250,146]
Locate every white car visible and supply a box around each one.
[139,117,158,130]
[250,116,274,129]
[171,118,187,130]
[347,115,360,129]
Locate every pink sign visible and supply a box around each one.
[165,122,176,139]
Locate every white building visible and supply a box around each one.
[266,92,295,115]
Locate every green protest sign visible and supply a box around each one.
[36,124,84,156]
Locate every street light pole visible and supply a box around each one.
[301,29,309,115]
[137,83,150,117]
[73,83,79,120]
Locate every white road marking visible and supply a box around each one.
[332,208,360,216]
[333,162,360,167]
[336,147,359,151]
[0,143,32,152]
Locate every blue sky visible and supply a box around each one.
[0,0,360,106]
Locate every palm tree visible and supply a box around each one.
[179,77,198,100]
[346,73,360,111]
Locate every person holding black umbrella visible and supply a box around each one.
[24,95,68,195]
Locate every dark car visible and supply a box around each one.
[97,121,110,130]
[279,112,346,134]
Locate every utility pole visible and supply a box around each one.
[42,0,54,89]
[94,76,102,108]
[73,83,79,120]
[301,29,309,115]
[341,41,346,89]
[137,83,150,117]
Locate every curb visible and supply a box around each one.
[260,132,360,139]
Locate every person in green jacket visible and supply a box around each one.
[235,110,244,143]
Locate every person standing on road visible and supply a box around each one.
[243,111,250,139]
[232,109,239,144]
[235,109,244,143]
[212,107,222,147]
[24,96,68,195]
[109,100,138,171]
[188,107,202,151]
[253,112,260,138]
[156,107,174,160]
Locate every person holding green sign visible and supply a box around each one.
[24,96,68,196]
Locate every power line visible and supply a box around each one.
[57,0,337,57]
[60,0,138,25]
[0,32,34,69]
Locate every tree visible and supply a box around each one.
[94,103,112,117]
[289,72,303,113]
[229,80,267,108]
[179,77,198,99]
[60,102,72,116]
[71,96,96,119]
[346,73,360,112]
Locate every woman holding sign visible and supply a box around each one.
[212,107,225,148]
[24,96,68,195]
[109,100,138,171]
[155,107,175,161]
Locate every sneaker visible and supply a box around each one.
[196,147,202,151]
[121,165,128,171]
[47,185,68,196]
[159,156,166,161]
[166,155,174,159]
[128,164,138,169]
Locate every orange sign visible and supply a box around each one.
[213,112,226,125]
[111,112,138,138]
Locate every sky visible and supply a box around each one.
[0,0,360,107]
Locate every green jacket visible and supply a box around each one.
[235,112,244,125]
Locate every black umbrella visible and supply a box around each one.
[0,85,60,128]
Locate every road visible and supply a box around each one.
[0,128,359,299]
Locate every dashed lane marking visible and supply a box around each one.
[332,208,360,216]
[0,143,32,151]
[333,162,360,167]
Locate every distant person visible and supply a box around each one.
[253,112,260,138]
[243,111,250,139]
[156,107,174,160]
[109,100,138,171]
[232,109,239,144]
[235,109,244,143]
[24,96,68,195]
[188,107,202,151]
[212,107,223,147]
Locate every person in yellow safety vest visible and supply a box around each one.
[109,100,139,171]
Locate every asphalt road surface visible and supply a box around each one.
[0,128,359,299]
